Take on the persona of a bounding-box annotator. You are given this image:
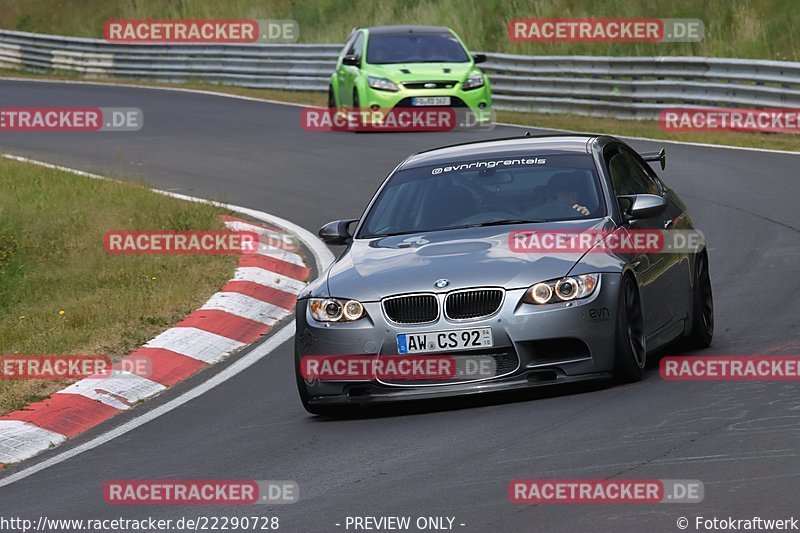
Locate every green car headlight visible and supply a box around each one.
[462,75,485,91]
[309,298,366,322]
[367,76,399,92]
[523,274,600,305]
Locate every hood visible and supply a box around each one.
[367,62,475,84]
[326,219,614,302]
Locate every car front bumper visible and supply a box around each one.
[295,273,622,405]
[361,83,492,123]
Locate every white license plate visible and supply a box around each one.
[411,96,451,106]
[397,327,493,354]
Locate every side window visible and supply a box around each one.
[606,148,660,196]
[347,32,364,58]
[639,158,667,193]
[340,33,357,60]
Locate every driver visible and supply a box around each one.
[546,172,590,216]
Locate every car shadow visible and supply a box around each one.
[308,378,617,421]
[308,336,708,421]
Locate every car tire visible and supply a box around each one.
[329,85,348,132]
[686,250,714,348]
[613,274,647,382]
[353,88,364,133]
[351,89,369,132]
[328,84,337,108]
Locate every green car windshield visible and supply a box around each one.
[366,33,470,64]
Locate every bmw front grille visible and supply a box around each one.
[382,294,439,324]
[445,288,504,320]
[382,288,504,324]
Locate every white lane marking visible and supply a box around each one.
[144,327,246,364]
[0,322,296,486]
[201,291,290,325]
[1,76,798,156]
[223,219,286,236]
[0,154,334,487]
[58,372,168,410]
[224,220,306,266]
[232,266,306,294]
[0,421,66,464]
[251,243,306,266]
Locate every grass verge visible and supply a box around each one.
[2,69,797,153]
[0,0,798,61]
[0,157,236,415]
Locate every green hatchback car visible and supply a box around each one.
[328,25,492,124]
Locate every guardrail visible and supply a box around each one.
[2,28,799,120]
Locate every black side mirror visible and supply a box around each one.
[342,55,360,67]
[619,194,667,221]
[472,53,487,64]
[319,219,358,245]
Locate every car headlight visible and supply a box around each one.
[462,75,485,91]
[367,76,399,92]
[309,298,366,322]
[522,274,600,305]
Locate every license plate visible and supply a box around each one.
[397,327,493,354]
[411,96,450,106]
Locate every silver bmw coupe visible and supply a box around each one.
[295,134,713,414]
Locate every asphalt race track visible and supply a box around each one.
[1,79,799,532]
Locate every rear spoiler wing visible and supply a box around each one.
[640,148,666,170]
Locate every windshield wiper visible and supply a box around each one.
[363,220,550,238]
[466,219,550,228]
[361,229,428,238]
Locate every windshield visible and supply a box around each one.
[366,33,470,64]
[358,155,605,238]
